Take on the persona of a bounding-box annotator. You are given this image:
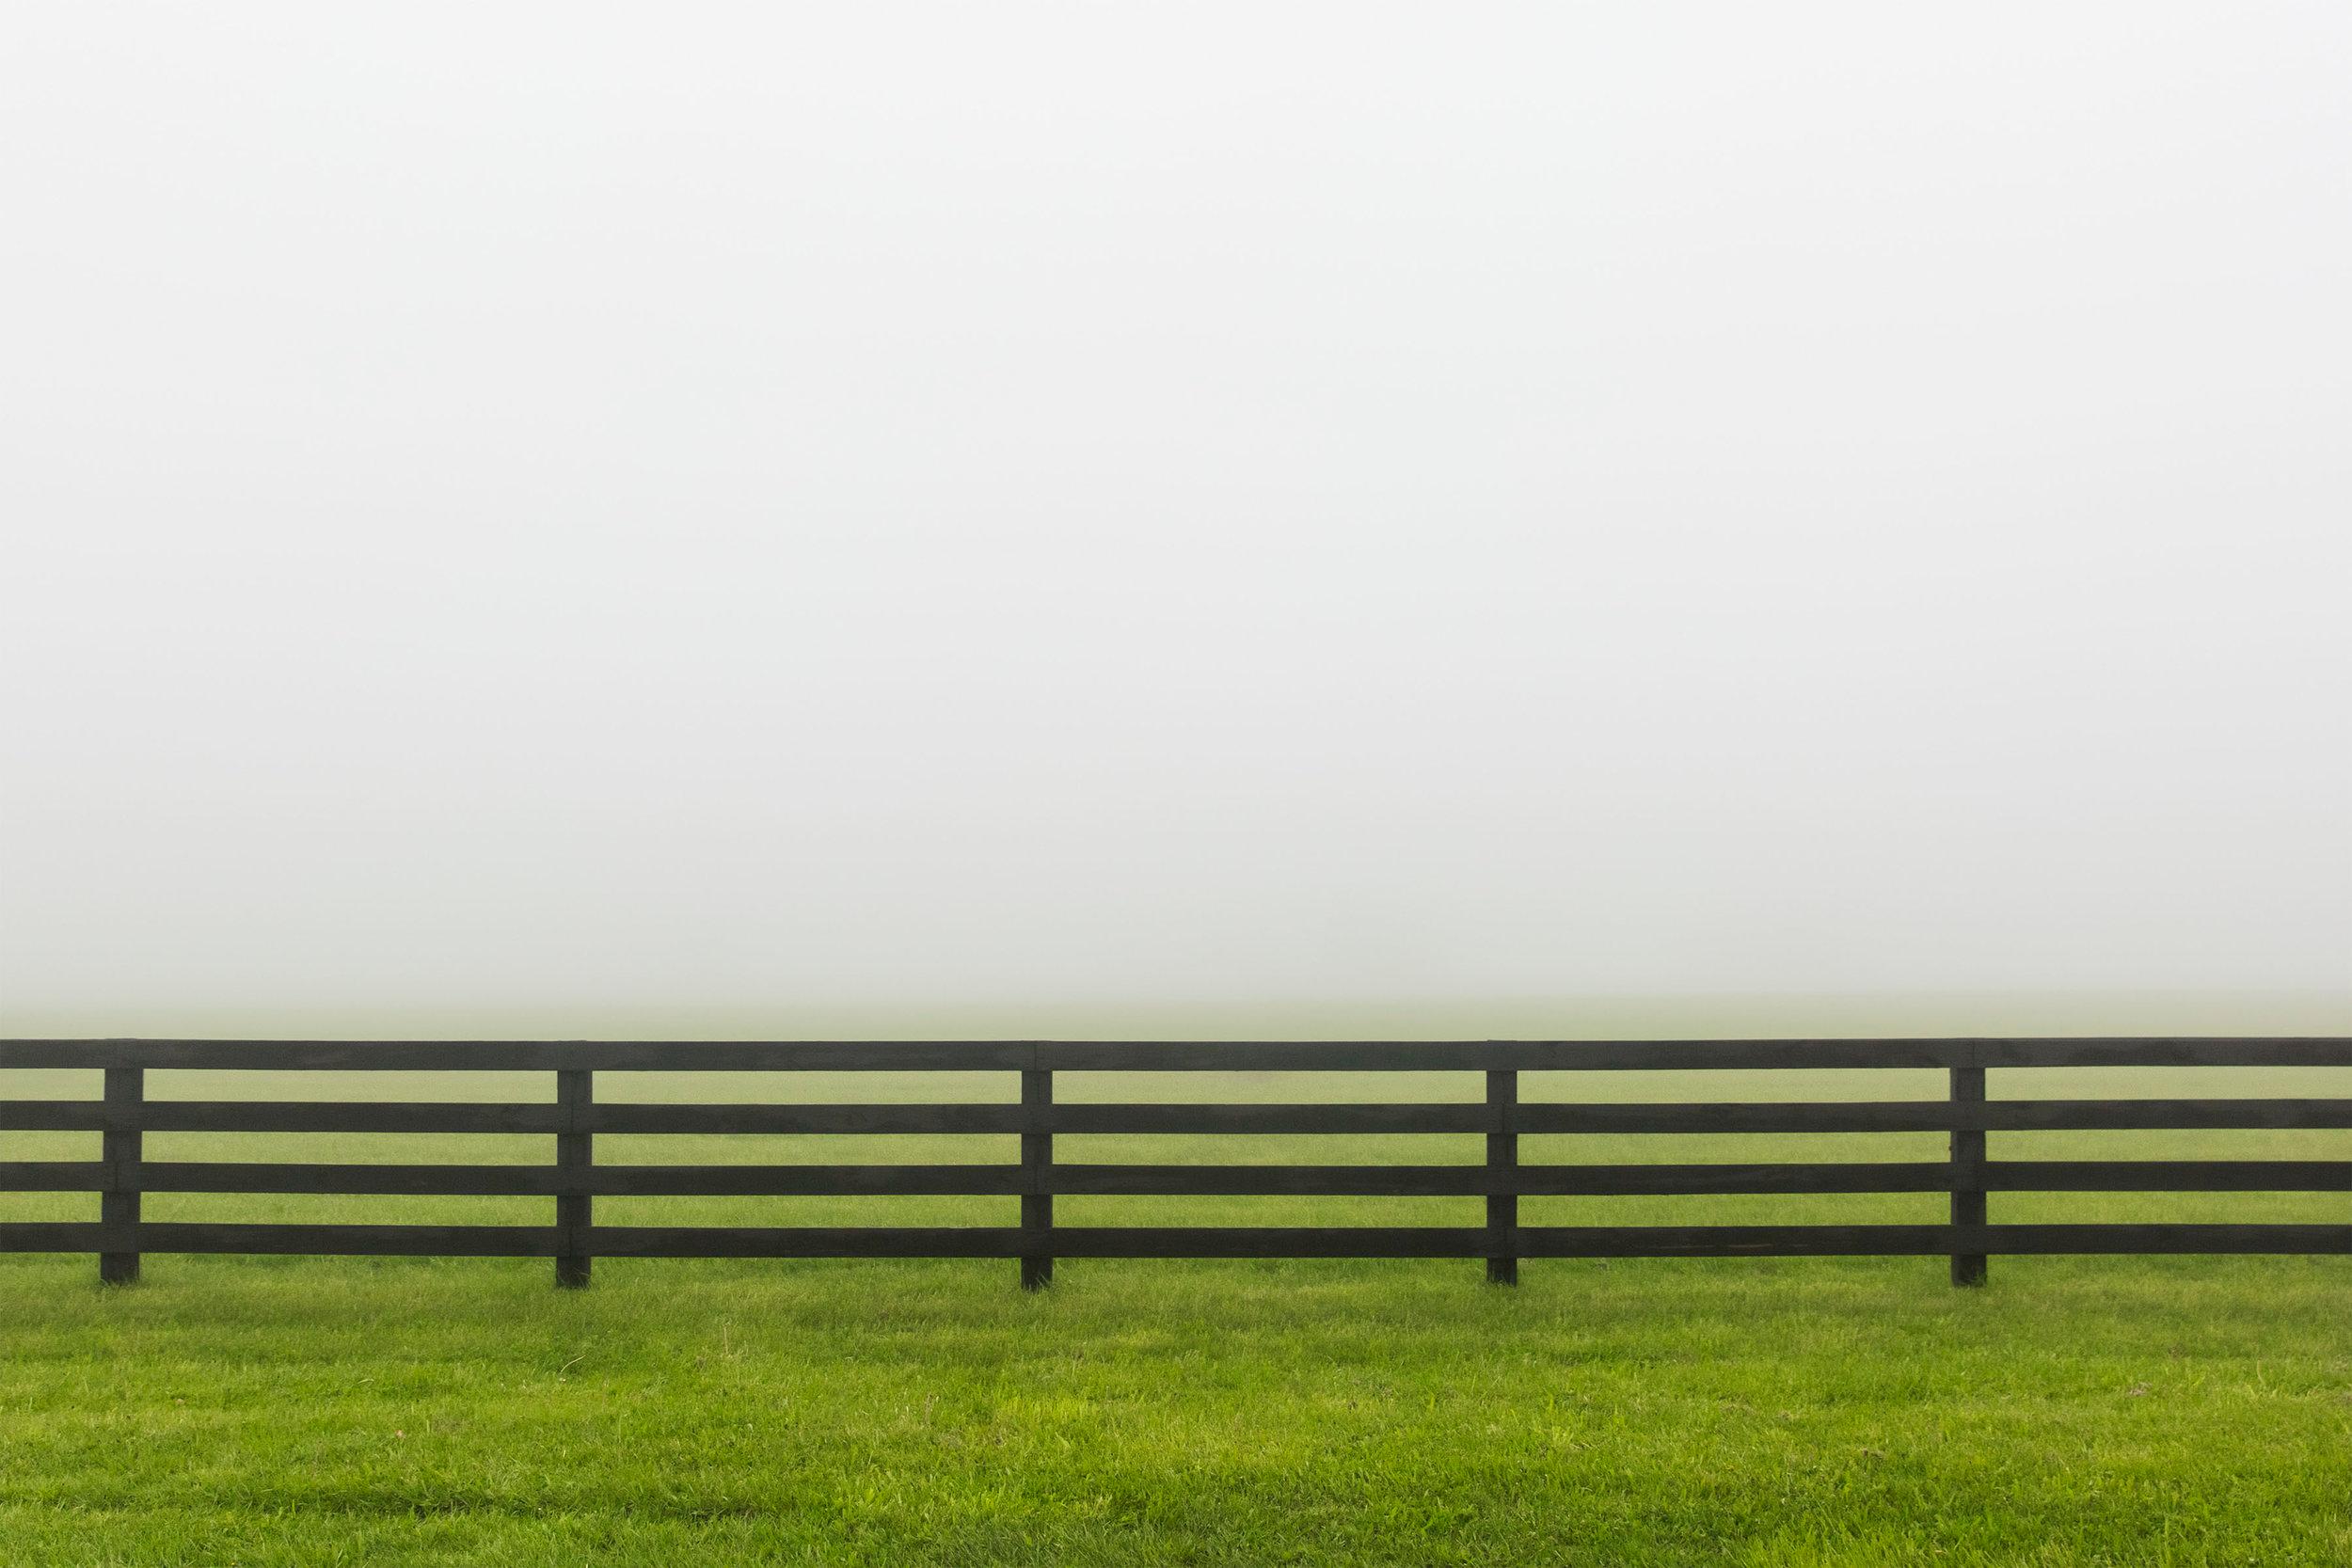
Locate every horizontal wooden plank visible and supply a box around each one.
[0,1101,1027,1136]
[586,1099,2352,1137]
[8,1221,1488,1258]
[1051,1037,2352,1071]
[0,1040,1036,1072]
[1971,1038,2352,1069]
[1517,1224,2352,1256]
[9,1098,2347,1137]
[588,1224,2352,1258]
[1513,1100,2352,1133]
[1184,1157,2352,1195]
[1044,1104,1489,1134]
[8,1037,2350,1073]
[1048,1163,1954,1195]
[90,1163,1028,1196]
[0,1162,109,1191]
[0,1223,105,1251]
[0,1102,107,1132]
[983,1227,1491,1258]
[585,1227,1493,1258]
[11,1218,2351,1259]
[1974,1100,2352,1131]
[0,1158,1956,1198]
[11,1159,2344,1198]
[104,1163,564,1196]
[0,1222,562,1256]
[1036,1041,1969,1071]
[0,1160,1034,1197]
[1048,1164,1493,1196]
[1983,1160,2352,1192]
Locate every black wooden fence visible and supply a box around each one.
[3,1037,2348,1290]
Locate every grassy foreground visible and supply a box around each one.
[1,1255,2348,1566]
[3,1065,2348,1563]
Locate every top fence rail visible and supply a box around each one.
[3,1037,2351,1072]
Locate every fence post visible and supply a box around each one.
[556,1068,593,1288]
[1948,1053,1987,1288]
[1022,1063,1054,1291]
[1486,1067,1518,1285]
[100,1066,142,1286]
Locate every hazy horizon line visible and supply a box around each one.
[8,989,2349,1040]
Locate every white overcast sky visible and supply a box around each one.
[3,5,2348,1029]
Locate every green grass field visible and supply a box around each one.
[5,1066,2348,1565]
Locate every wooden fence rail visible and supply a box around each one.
[2,1038,2347,1290]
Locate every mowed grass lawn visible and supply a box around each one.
[3,1066,2348,1565]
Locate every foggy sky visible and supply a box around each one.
[5,6,2348,1029]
